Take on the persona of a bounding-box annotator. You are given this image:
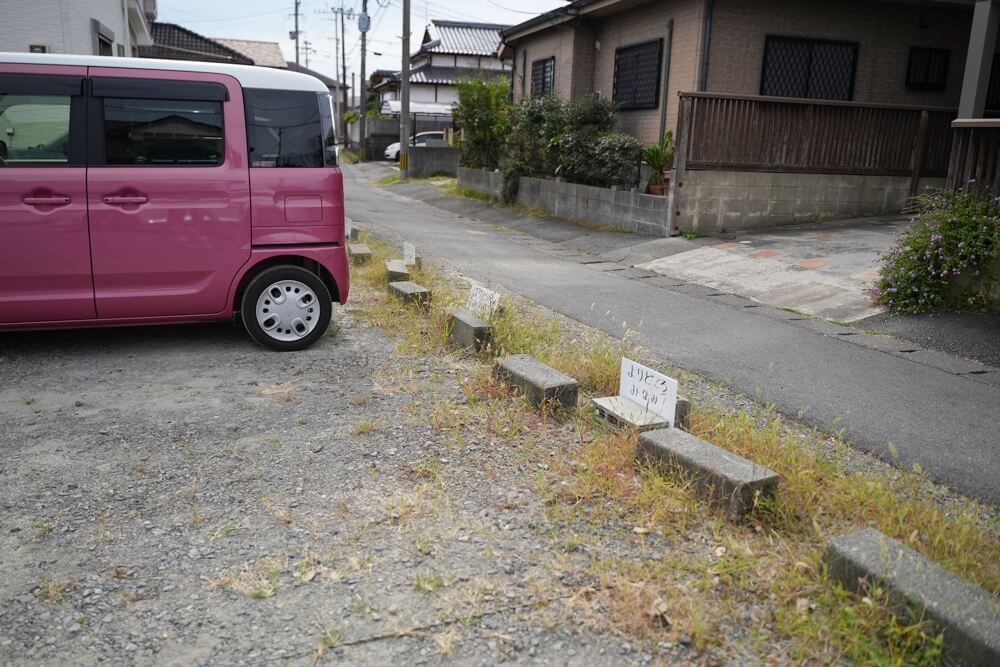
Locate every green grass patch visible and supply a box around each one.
[374,173,401,186]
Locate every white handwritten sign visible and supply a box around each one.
[345,216,352,239]
[403,242,416,266]
[619,357,678,426]
[467,285,501,319]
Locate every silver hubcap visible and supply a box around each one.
[255,279,320,342]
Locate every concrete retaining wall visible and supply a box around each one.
[674,170,946,234]
[516,177,671,236]
[457,167,504,199]
[409,146,460,177]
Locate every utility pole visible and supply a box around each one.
[340,5,349,145]
[292,0,301,66]
[303,40,314,68]
[400,0,411,176]
[359,0,369,160]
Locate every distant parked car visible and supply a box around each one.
[384,131,445,161]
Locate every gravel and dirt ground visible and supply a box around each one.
[0,292,733,665]
[2,242,997,666]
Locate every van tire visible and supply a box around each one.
[241,265,332,351]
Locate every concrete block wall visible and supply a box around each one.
[675,171,946,233]
[457,167,504,199]
[517,177,669,236]
[408,147,460,178]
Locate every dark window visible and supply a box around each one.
[986,54,1000,110]
[613,39,663,110]
[906,47,949,90]
[98,37,113,57]
[0,94,71,165]
[28,45,47,53]
[245,89,334,167]
[102,98,223,165]
[761,36,857,101]
[530,57,554,96]
[117,44,125,57]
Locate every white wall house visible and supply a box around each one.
[0,0,155,56]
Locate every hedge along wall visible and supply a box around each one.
[457,168,670,236]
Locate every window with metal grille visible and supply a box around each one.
[613,39,662,110]
[531,57,555,96]
[760,36,857,101]
[906,47,949,90]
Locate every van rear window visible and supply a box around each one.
[245,89,335,168]
[102,98,223,165]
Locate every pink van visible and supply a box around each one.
[0,53,348,351]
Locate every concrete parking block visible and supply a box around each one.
[826,528,1000,666]
[388,281,430,307]
[385,259,410,283]
[493,355,578,410]
[592,395,691,431]
[448,308,491,352]
[637,428,779,518]
[348,243,371,265]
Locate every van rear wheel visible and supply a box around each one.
[241,266,332,351]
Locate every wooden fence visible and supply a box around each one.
[675,92,956,190]
[947,119,1000,191]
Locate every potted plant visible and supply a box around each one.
[643,132,675,196]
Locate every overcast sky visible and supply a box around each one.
[157,0,565,90]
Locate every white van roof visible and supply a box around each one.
[0,53,328,93]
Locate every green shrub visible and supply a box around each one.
[500,94,638,201]
[453,77,511,170]
[551,131,641,188]
[874,188,1000,313]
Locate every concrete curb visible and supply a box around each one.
[825,528,1000,666]
[493,355,578,410]
[637,428,779,518]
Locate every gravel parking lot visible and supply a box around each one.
[0,307,706,665]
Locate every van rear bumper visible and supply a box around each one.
[238,243,350,305]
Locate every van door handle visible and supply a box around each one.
[23,195,71,206]
[103,195,148,206]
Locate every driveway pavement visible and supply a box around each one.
[344,163,1000,505]
[637,217,909,322]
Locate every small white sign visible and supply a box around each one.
[467,284,501,318]
[345,216,352,239]
[619,357,678,426]
[403,242,416,266]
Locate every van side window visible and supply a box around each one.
[245,89,334,168]
[0,94,71,166]
[102,98,223,165]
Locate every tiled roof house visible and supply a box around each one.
[373,20,512,114]
[138,23,253,64]
[213,38,288,69]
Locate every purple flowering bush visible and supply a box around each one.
[874,188,1000,313]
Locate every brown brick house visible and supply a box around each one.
[496,0,998,234]
[500,0,991,145]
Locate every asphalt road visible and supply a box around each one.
[343,166,1000,505]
